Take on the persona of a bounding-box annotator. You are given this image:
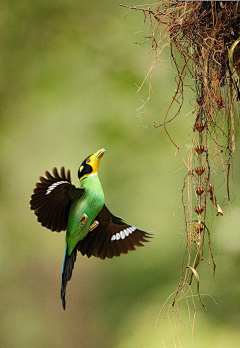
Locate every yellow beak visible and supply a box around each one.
[89,148,106,174]
[94,148,106,160]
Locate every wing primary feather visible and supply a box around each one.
[77,205,152,259]
[30,167,85,232]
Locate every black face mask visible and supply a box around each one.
[78,156,93,180]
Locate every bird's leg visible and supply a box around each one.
[79,213,88,228]
[89,220,99,232]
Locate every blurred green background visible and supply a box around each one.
[1,1,240,347]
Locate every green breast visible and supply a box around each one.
[66,174,104,255]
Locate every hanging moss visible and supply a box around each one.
[121,1,240,309]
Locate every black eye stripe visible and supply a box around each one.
[78,162,92,179]
[78,154,94,180]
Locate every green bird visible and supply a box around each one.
[30,148,151,309]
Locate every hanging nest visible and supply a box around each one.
[121,1,240,309]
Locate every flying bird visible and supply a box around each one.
[30,148,151,309]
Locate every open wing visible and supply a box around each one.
[77,205,151,259]
[30,167,85,232]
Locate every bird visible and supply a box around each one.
[30,148,151,310]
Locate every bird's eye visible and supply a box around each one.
[86,159,91,163]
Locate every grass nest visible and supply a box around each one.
[121,1,240,312]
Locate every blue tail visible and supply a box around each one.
[61,244,77,310]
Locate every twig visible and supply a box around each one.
[229,77,236,153]
[119,4,160,22]
[155,59,190,170]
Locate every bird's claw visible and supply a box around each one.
[89,220,99,232]
[79,213,88,228]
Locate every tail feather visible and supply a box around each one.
[61,244,77,310]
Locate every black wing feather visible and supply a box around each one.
[77,205,152,259]
[30,167,85,232]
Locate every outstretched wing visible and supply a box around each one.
[30,167,85,232]
[77,205,151,259]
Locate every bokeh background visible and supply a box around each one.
[1,1,240,347]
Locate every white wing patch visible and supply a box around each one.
[45,181,70,195]
[111,226,136,241]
